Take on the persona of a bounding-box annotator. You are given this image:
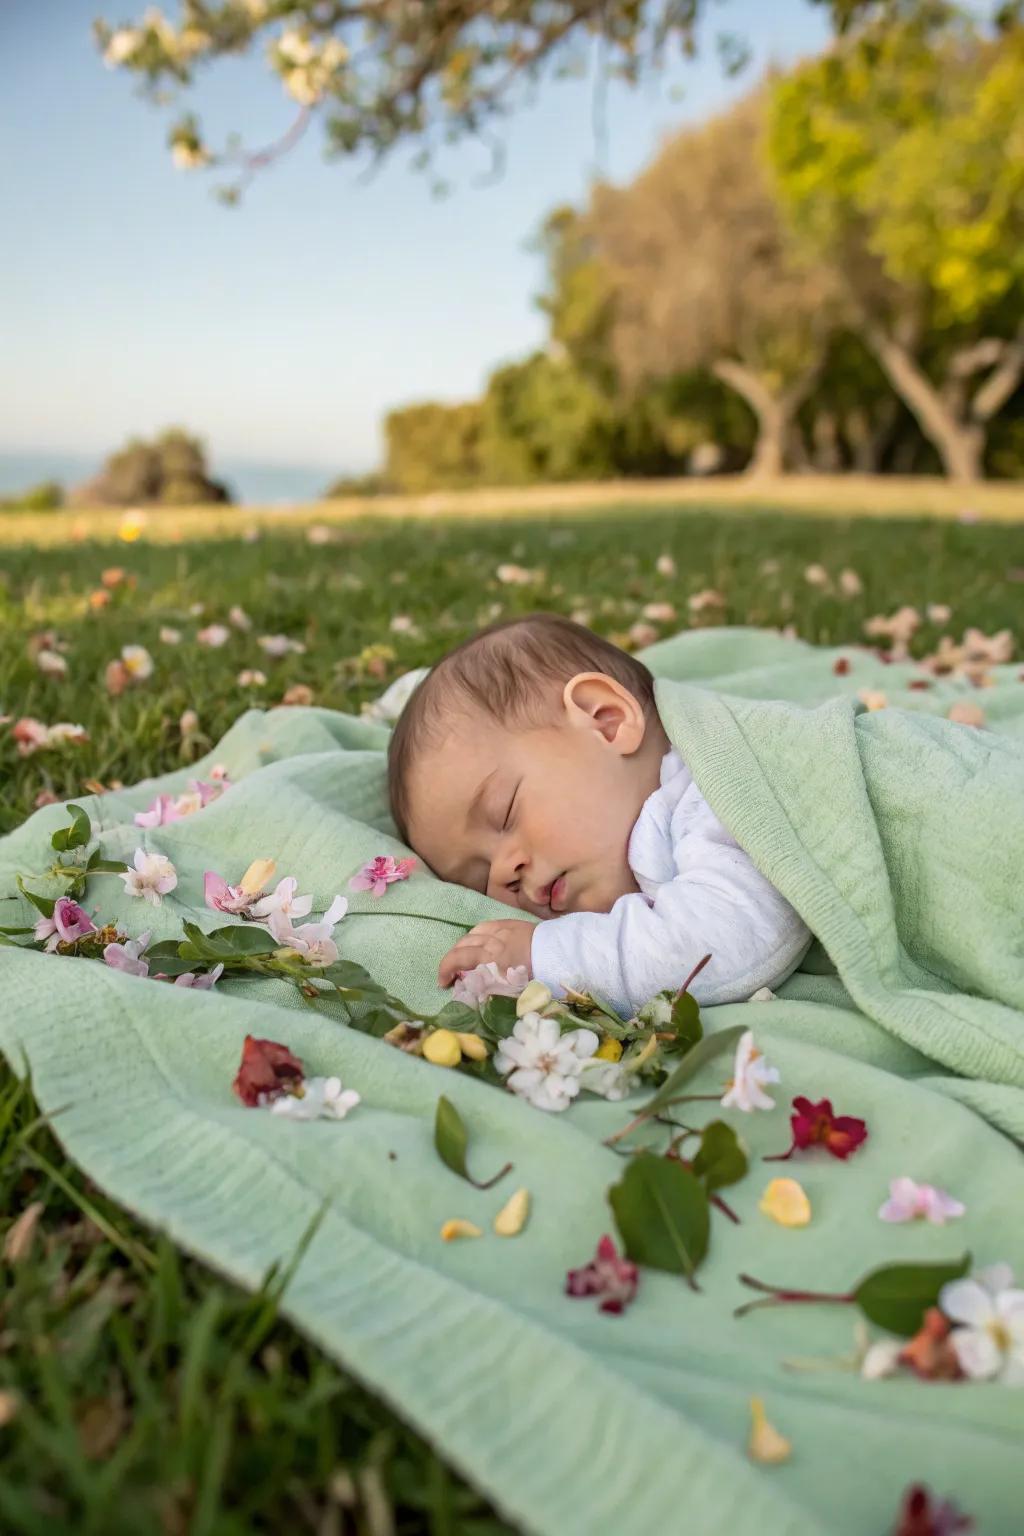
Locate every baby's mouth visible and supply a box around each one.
[549,873,568,912]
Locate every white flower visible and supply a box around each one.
[451,961,529,1009]
[579,1058,630,1101]
[250,876,314,922]
[197,624,230,648]
[104,26,141,66]
[637,992,673,1028]
[656,553,676,578]
[120,848,178,905]
[720,1030,780,1112]
[493,1013,599,1112]
[160,626,182,645]
[939,1264,1024,1384]
[361,667,430,723]
[229,605,251,631]
[122,644,154,680]
[269,895,348,966]
[259,634,306,658]
[838,568,863,597]
[269,1076,360,1121]
[37,649,68,679]
[860,1339,903,1380]
[238,669,267,687]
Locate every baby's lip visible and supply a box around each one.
[549,873,568,913]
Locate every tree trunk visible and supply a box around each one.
[864,321,985,482]
[711,358,817,477]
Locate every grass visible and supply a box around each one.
[1,502,1023,1534]
[2,472,1024,552]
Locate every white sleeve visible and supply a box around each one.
[530,797,811,1019]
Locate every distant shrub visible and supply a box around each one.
[0,480,64,512]
[70,427,231,507]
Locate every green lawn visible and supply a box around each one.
[1,505,1023,1535]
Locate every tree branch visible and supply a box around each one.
[970,323,1024,424]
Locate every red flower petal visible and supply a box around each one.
[833,657,851,676]
[232,1034,305,1107]
[891,1483,973,1536]
[566,1234,639,1314]
[766,1096,868,1162]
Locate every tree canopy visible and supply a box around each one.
[96,0,916,196]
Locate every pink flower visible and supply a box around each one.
[348,855,416,898]
[12,718,51,756]
[565,1235,639,1315]
[879,1177,965,1226]
[268,896,348,966]
[103,932,152,977]
[135,794,182,829]
[204,871,255,915]
[452,961,530,1009]
[249,876,313,922]
[174,964,224,990]
[34,896,97,952]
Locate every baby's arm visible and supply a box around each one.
[531,846,811,1018]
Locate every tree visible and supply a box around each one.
[588,92,844,474]
[70,428,232,506]
[383,400,484,491]
[768,7,1024,481]
[94,1,915,196]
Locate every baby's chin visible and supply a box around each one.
[565,866,639,915]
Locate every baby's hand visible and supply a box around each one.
[438,919,535,988]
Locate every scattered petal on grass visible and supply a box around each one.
[440,1219,483,1241]
[747,1397,791,1464]
[3,1202,44,1265]
[493,1188,530,1237]
[759,1178,811,1227]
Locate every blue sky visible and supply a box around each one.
[0,0,830,480]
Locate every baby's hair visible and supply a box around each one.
[387,611,656,843]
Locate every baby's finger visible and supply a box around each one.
[438,937,490,986]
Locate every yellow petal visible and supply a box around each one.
[516,980,553,1017]
[423,1029,462,1067]
[456,1032,489,1061]
[493,1187,530,1237]
[759,1177,811,1228]
[239,858,277,896]
[748,1397,792,1464]
[440,1218,482,1242]
[595,1038,623,1063]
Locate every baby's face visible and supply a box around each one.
[405,684,662,919]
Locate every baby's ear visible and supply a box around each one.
[562,671,646,754]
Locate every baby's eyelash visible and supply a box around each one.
[502,786,519,830]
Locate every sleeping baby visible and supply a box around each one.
[387,612,811,1018]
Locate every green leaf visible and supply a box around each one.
[479,994,519,1040]
[853,1254,971,1337]
[319,959,391,999]
[427,1000,480,1032]
[51,804,91,852]
[691,1120,747,1192]
[85,851,129,874]
[0,925,34,936]
[669,990,703,1053]
[179,921,279,962]
[637,1025,745,1120]
[433,1095,512,1190]
[608,1151,710,1281]
[0,932,30,948]
[16,877,55,919]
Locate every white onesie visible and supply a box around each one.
[530,748,811,1018]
